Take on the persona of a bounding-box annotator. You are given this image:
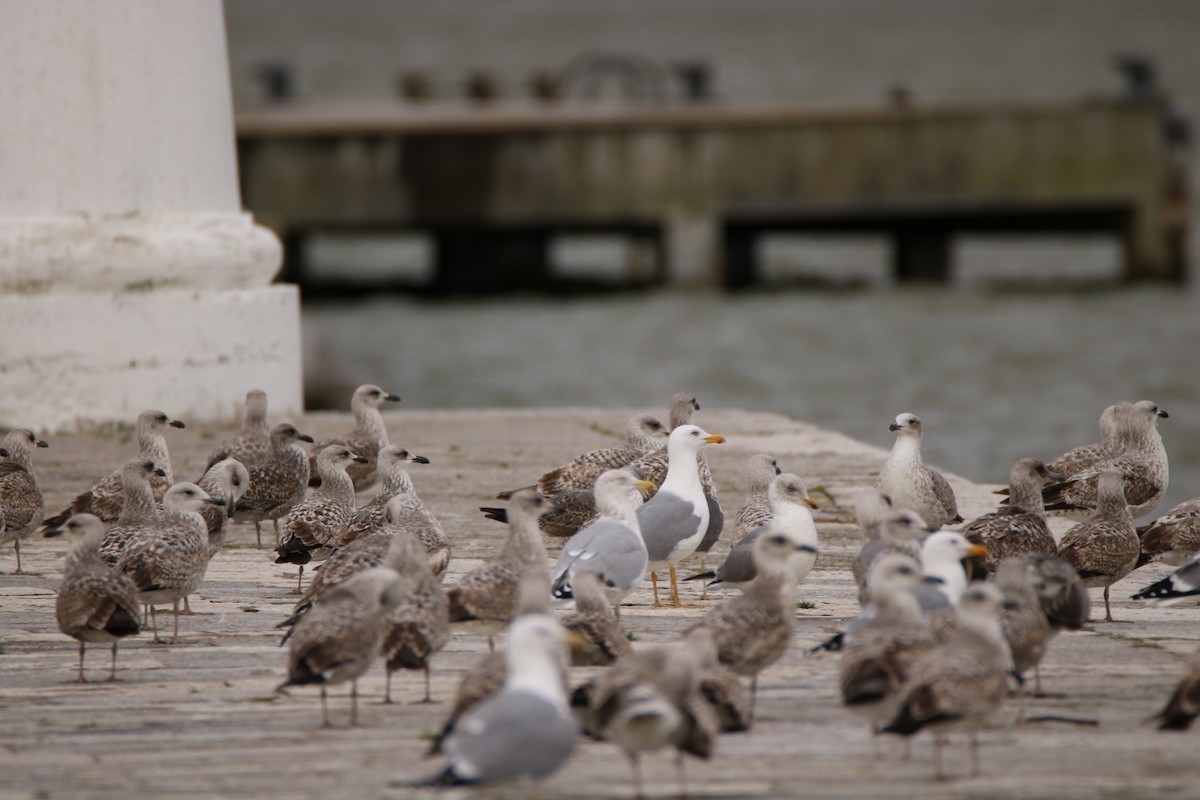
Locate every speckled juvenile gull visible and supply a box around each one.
[688,521,818,714]
[275,446,367,592]
[1152,649,1200,731]
[1039,400,1169,519]
[0,428,48,573]
[551,470,654,610]
[1057,468,1139,622]
[381,529,450,703]
[336,444,431,547]
[96,460,167,567]
[852,509,931,606]
[877,412,962,529]
[308,384,400,492]
[1131,550,1200,605]
[730,454,782,543]
[840,554,935,743]
[994,554,1089,710]
[562,570,632,666]
[882,583,1015,780]
[448,489,552,641]
[1136,495,1200,568]
[44,410,184,528]
[116,483,225,643]
[586,627,719,799]
[237,423,314,547]
[636,425,725,607]
[44,514,142,682]
[278,566,406,727]
[204,389,271,471]
[412,614,577,788]
[962,458,1060,574]
[689,473,818,591]
[484,413,667,536]
[197,458,250,557]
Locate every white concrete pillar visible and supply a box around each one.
[0,0,302,431]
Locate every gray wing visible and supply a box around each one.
[636,491,702,563]
[446,690,578,783]
[555,519,646,591]
[909,584,953,614]
[714,529,759,585]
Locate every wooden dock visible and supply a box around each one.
[236,99,1186,290]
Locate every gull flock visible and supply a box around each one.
[2,389,1199,794]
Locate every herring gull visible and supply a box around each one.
[1057,468,1139,622]
[204,389,271,471]
[235,423,314,547]
[308,384,400,492]
[877,412,962,529]
[44,514,142,682]
[336,444,431,547]
[962,458,1060,574]
[0,428,48,573]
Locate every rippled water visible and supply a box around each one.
[303,286,1200,515]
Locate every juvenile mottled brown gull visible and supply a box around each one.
[586,627,719,799]
[0,428,48,573]
[275,446,367,592]
[688,473,819,591]
[204,389,271,471]
[1057,468,1139,622]
[308,384,400,491]
[1046,401,1127,480]
[448,489,552,642]
[730,453,782,542]
[551,470,655,610]
[852,509,931,606]
[877,412,962,529]
[44,514,142,682]
[962,458,1060,574]
[562,570,632,666]
[412,614,577,788]
[1136,495,1200,568]
[882,582,1016,780]
[483,413,667,536]
[1039,400,1169,520]
[336,444,431,547]
[116,483,225,643]
[278,566,406,727]
[236,423,314,547]
[636,425,725,607]
[44,410,185,527]
[197,458,250,557]
[97,460,168,566]
[687,520,819,713]
[381,530,450,703]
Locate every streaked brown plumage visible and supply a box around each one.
[308,384,400,492]
[448,490,552,640]
[45,514,142,682]
[562,570,631,666]
[0,427,48,573]
[237,423,314,547]
[116,483,225,643]
[1057,468,1140,622]
[197,458,250,557]
[97,459,167,567]
[275,446,367,591]
[488,413,668,537]
[204,389,271,471]
[43,410,184,528]
[962,458,1059,574]
[278,566,406,727]
[881,583,1015,780]
[1137,496,1200,568]
[336,444,434,548]
[1046,401,1127,479]
[1039,401,1169,519]
[730,453,782,543]
[380,530,450,703]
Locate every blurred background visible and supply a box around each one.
[223,0,1198,512]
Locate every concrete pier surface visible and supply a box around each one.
[1,407,1195,799]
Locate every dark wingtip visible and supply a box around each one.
[683,571,716,583]
[396,765,468,788]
